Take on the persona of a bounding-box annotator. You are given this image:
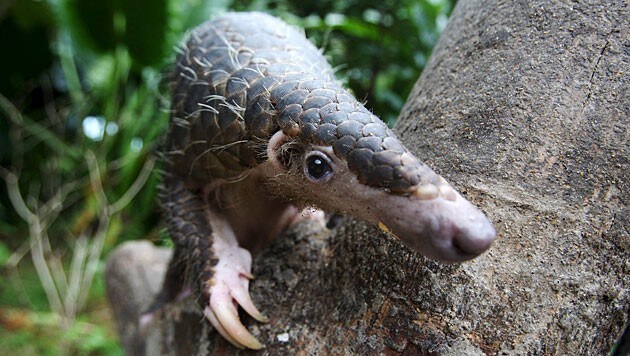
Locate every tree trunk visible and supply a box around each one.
[106,0,628,354]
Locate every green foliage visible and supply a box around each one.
[63,318,124,355]
[0,311,123,355]
[0,1,55,96]
[61,0,231,69]
[62,0,119,53]
[0,0,454,353]
[1,260,122,355]
[0,242,9,267]
[122,0,169,66]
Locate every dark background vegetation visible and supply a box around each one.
[0,0,454,353]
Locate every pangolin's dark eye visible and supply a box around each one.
[304,152,333,182]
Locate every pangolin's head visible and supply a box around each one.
[265,86,496,262]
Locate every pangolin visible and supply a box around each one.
[146,12,496,349]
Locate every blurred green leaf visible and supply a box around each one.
[10,0,55,29]
[167,0,232,43]
[1,265,51,311]
[121,0,169,67]
[0,7,53,95]
[64,319,124,355]
[0,241,9,267]
[62,0,119,52]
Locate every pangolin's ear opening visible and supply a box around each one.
[266,131,302,172]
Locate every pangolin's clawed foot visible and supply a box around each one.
[203,245,267,350]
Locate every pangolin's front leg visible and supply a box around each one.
[155,176,267,349]
[201,209,268,349]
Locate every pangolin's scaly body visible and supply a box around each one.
[167,12,429,192]
[150,12,496,350]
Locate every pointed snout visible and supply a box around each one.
[450,216,496,257]
[427,204,496,262]
[383,187,496,263]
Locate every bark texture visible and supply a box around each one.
[106,0,628,354]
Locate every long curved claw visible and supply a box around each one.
[231,286,268,322]
[201,244,266,349]
[209,300,264,350]
[204,306,246,349]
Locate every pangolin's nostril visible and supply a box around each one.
[452,227,496,256]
